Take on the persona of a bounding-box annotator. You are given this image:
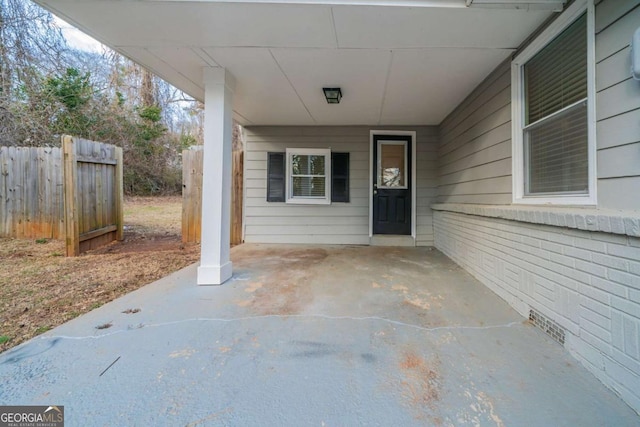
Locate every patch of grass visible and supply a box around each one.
[0,196,200,354]
[35,238,48,244]
[35,326,51,334]
[0,336,10,345]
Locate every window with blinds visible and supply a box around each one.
[291,154,326,198]
[523,13,588,195]
[285,148,331,204]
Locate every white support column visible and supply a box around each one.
[197,68,236,285]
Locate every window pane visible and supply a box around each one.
[524,14,587,125]
[379,143,406,187]
[292,177,326,197]
[525,102,588,194]
[291,155,325,176]
[310,156,325,175]
[291,155,307,175]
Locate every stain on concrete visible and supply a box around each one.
[391,284,409,292]
[244,282,263,293]
[476,392,504,427]
[403,296,431,310]
[398,350,443,422]
[169,348,195,359]
[0,338,61,365]
[185,407,233,427]
[232,247,328,315]
[361,353,376,363]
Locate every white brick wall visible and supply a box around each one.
[434,210,640,412]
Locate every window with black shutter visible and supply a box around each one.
[266,152,285,202]
[266,150,350,204]
[331,152,349,203]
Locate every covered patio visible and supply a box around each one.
[1,244,637,425]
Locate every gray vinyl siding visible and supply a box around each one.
[595,1,640,211]
[416,128,439,246]
[243,126,438,246]
[436,59,512,204]
[436,1,640,211]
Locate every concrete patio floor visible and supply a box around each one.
[1,244,638,426]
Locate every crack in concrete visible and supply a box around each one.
[37,315,525,342]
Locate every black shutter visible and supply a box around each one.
[267,152,285,202]
[331,152,350,203]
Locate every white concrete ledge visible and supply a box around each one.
[431,203,640,238]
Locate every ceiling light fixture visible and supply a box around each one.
[323,87,342,104]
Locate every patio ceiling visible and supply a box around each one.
[36,0,558,126]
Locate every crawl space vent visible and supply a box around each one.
[529,309,565,345]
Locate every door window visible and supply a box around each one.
[377,141,407,189]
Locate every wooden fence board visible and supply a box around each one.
[231,150,244,246]
[1,136,122,255]
[63,136,80,256]
[182,146,243,245]
[0,145,64,239]
[66,137,122,255]
[182,148,203,243]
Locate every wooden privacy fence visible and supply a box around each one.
[0,146,65,239]
[182,146,243,245]
[0,136,123,256]
[63,136,123,256]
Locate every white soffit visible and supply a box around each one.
[381,48,513,124]
[332,6,551,49]
[41,1,338,48]
[270,49,392,125]
[38,0,556,126]
[203,48,316,125]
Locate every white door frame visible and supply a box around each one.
[369,130,417,239]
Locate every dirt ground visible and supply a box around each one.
[0,196,200,353]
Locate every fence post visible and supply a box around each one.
[231,150,243,245]
[115,147,124,241]
[63,136,80,256]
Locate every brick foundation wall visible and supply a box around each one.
[434,210,640,412]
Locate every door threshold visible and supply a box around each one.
[370,235,415,247]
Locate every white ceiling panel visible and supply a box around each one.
[333,6,551,49]
[118,47,206,99]
[37,0,557,126]
[381,48,512,124]
[43,1,338,48]
[272,49,392,125]
[204,48,315,125]
[144,47,218,95]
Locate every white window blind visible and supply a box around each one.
[523,13,588,195]
[291,154,326,198]
[285,148,331,205]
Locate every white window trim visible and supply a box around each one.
[285,148,331,205]
[511,0,597,206]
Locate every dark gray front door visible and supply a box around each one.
[372,135,411,235]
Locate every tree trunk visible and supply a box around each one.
[141,68,155,107]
